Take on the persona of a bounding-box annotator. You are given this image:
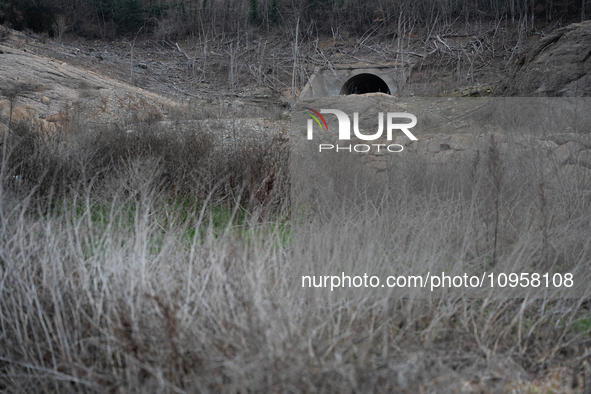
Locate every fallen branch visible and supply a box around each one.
[175,42,190,60]
[436,35,454,52]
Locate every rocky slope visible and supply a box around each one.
[0,27,179,134]
[498,20,591,96]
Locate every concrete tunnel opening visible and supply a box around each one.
[339,73,391,95]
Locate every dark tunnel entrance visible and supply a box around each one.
[339,73,391,95]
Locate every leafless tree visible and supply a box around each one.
[52,14,67,42]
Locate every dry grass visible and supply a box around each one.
[0,114,590,393]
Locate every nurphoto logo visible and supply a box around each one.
[303,107,418,153]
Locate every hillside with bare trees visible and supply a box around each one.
[1,0,589,102]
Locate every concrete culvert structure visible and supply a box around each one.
[298,65,407,100]
[340,73,391,95]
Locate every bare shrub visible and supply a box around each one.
[1,115,289,211]
[51,14,67,42]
